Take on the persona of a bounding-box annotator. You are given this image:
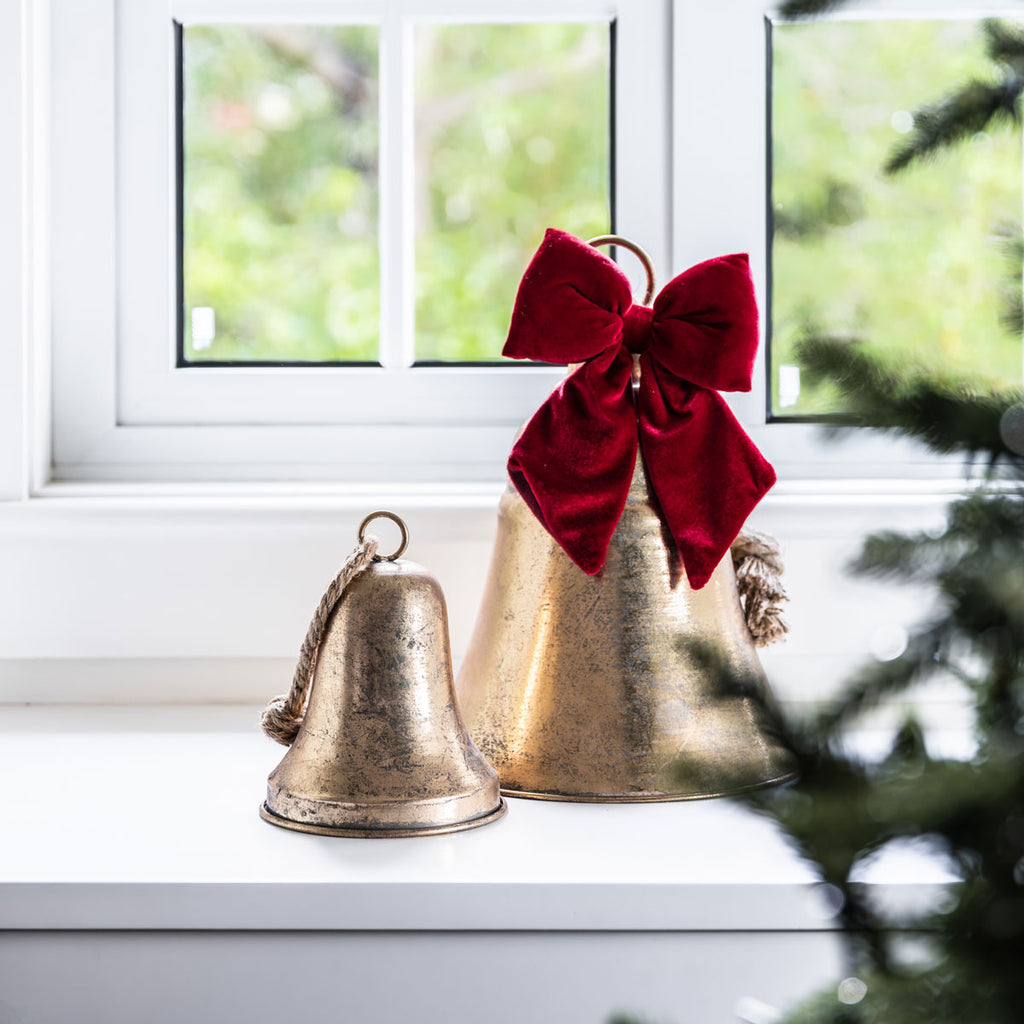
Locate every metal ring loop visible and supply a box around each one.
[587,235,656,305]
[357,510,409,562]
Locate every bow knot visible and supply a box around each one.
[622,305,653,353]
[503,229,776,590]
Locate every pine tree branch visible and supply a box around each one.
[945,490,1024,539]
[884,76,1023,175]
[994,222,1023,337]
[795,336,1020,461]
[848,495,1024,585]
[983,17,1024,66]
[937,554,1024,653]
[1000,281,1023,339]
[812,623,953,735]
[776,0,852,19]
[849,529,957,584]
[773,180,865,240]
[881,20,1024,175]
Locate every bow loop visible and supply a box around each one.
[503,231,774,590]
[508,345,637,576]
[502,229,631,364]
[649,254,759,393]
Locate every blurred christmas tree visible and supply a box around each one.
[780,3,1024,177]
[735,4,1024,1022]
[740,343,1024,1023]
[613,11,1024,1021]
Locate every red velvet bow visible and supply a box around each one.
[503,229,776,590]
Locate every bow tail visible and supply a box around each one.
[638,356,776,590]
[508,346,637,575]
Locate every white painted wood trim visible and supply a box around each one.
[49,0,118,469]
[0,0,30,501]
[65,0,663,482]
[171,0,621,24]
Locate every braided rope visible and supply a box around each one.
[260,535,379,746]
[731,530,789,648]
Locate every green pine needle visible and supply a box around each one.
[776,0,849,19]
[718,13,1024,1024]
[884,77,1023,175]
[983,18,1024,66]
[794,335,1020,462]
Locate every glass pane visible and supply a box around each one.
[770,19,1022,416]
[181,25,379,363]
[414,23,611,362]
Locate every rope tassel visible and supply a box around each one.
[261,534,379,746]
[731,531,789,648]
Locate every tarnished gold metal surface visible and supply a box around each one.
[456,458,798,802]
[258,800,506,838]
[263,545,506,837]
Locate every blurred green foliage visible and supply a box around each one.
[182,22,608,364]
[183,25,380,362]
[413,24,609,361]
[772,19,1022,416]
[737,341,1024,1024]
[184,18,1020,411]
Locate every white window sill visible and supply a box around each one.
[0,705,955,933]
[4,474,968,535]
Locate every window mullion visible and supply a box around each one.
[378,9,415,370]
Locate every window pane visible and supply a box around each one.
[770,19,1022,417]
[413,23,611,362]
[181,25,379,364]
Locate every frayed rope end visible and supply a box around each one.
[260,695,302,746]
[732,531,789,648]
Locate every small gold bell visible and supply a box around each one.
[456,462,798,802]
[261,512,507,837]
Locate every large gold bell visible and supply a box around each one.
[456,461,798,802]
[262,513,507,837]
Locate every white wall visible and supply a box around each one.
[0,482,961,718]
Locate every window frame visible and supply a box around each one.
[18,0,1024,491]
[0,0,29,504]
[47,0,671,484]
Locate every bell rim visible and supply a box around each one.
[497,770,800,804]
[258,798,507,838]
